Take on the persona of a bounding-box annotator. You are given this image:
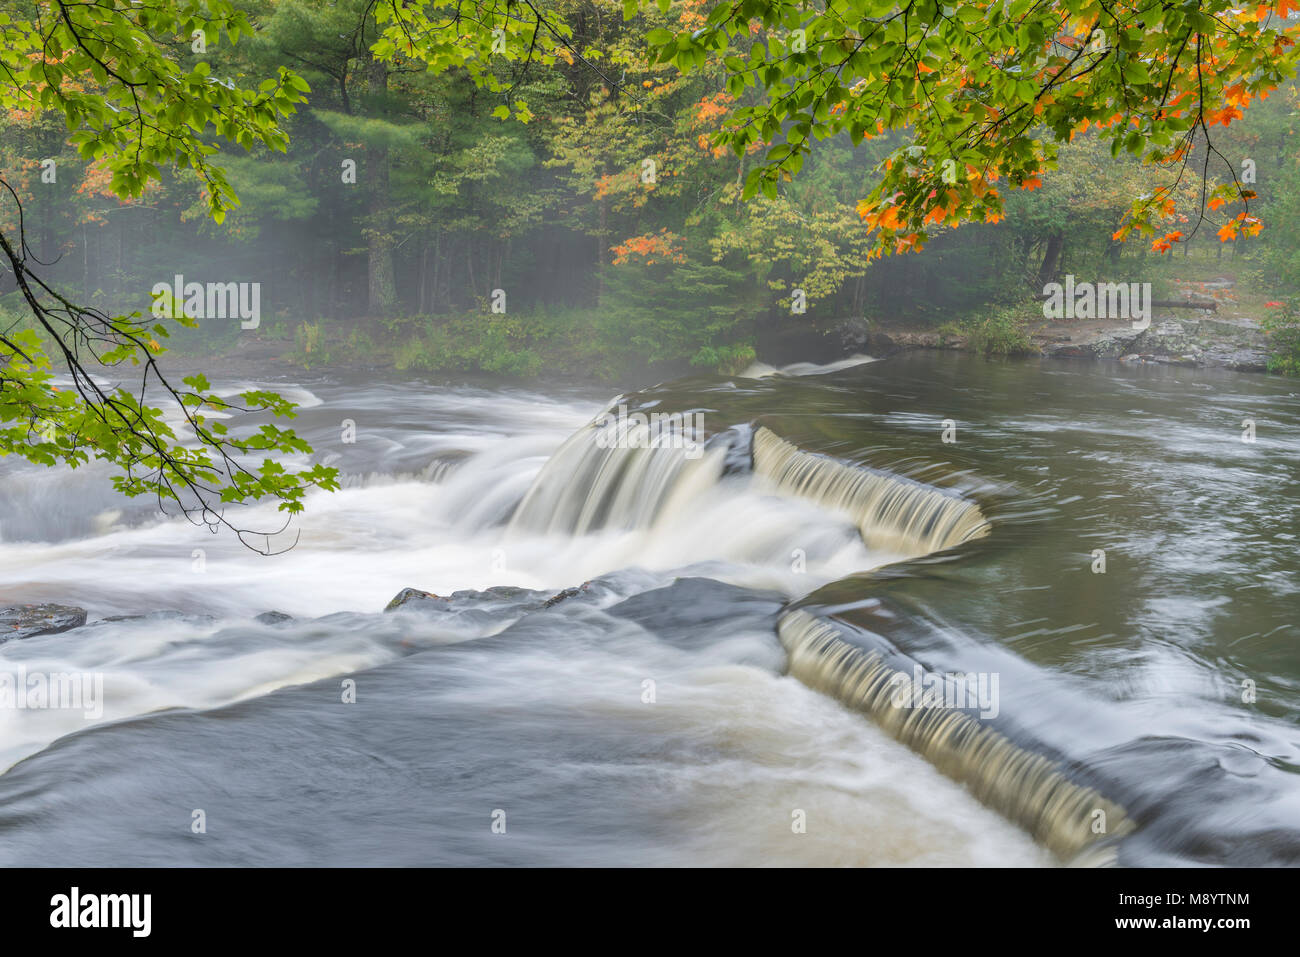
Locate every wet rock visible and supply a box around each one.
[254,611,294,625]
[384,587,449,612]
[543,585,585,608]
[450,585,537,603]
[382,582,607,642]
[384,582,609,622]
[95,610,204,626]
[0,603,88,642]
[607,577,784,651]
[706,424,755,477]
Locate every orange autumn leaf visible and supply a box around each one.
[1204,105,1244,126]
[1222,83,1251,108]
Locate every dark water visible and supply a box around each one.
[0,353,1296,865]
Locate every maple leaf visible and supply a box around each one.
[1205,105,1244,126]
[1222,83,1251,108]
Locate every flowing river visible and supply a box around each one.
[0,351,1296,866]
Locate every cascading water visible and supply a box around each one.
[777,609,1132,863]
[518,416,1125,863]
[2,353,1298,866]
[507,411,723,536]
[752,426,990,557]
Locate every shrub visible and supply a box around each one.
[960,307,1038,356]
[1260,303,1300,375]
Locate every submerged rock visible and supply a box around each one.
[254,611,294,625]
[543,587,580,608]
[94,610,208,627]
[384,582,602,618]
[0,604,88,642]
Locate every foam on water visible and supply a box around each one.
[0,376,1123,864]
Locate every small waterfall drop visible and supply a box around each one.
[778,609,1132,862]
[508,412,724,537]
[752,427,990,557]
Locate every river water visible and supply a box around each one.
[0,352,1296,866]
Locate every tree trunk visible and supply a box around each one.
[1037,231,1064,286]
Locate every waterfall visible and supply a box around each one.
[778,609,1133,863]
[509,419,990,559]
[507,412,724,536]
[504,413,1131,861]
[752,426,990,557]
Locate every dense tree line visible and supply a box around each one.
[4,0,1297,380]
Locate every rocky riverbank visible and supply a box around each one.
[855,314,1271,372]
[1033,316,1270,370]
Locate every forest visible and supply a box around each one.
[3,0,1299,384]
